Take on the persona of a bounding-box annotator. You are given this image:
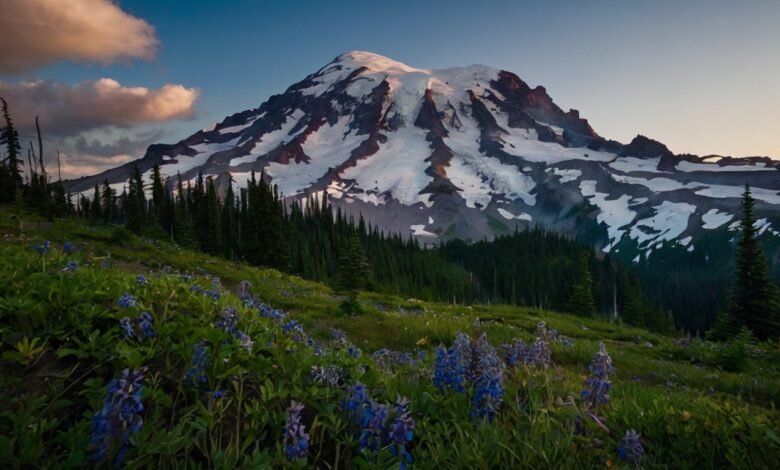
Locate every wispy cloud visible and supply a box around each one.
[0,0,157,73]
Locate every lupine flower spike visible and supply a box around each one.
[91,368,146,466]
[283,401,310,461]
[617,429,644,464]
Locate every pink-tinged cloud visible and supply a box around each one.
[0,0,157,73]
[0,78,199,135]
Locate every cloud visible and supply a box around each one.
[0,0,157,73]
[71,129,166,157]
[0,78,199,135]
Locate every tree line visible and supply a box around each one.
[3,97,777,339]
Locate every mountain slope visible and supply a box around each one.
[64,51,780,260]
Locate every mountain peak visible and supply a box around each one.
[332,50,426,74]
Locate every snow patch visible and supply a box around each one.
[701,209,733,229]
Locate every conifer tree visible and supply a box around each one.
[203,177,221,254]
[173,174,197,247]
[90,184,102,220]
[1,97,23,201]
[567,252,597,316]
[101,180,116,223]
[150,164,165,224]
[125,167,145,233]
[711,184,780,340]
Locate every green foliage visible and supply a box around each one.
[0,215,777,468]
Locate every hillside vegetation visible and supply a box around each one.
[1,210,779,468]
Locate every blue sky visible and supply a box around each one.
[3,0,780,175]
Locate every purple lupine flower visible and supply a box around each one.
[62,261,79,272]
[116,293,137,309]
[503,340,528,367]
[283,401,309,461]
[359,400,389,452]
[311,365,343,387]
[470,334,504,421]
[138,312,155,339]
[530,336,552,368]
[33,240,51,255]
[581,342,615,409]
[185,341,209,385]
[63,241,78,254]
[136,274,149,286]
[342,383,371,416]
[119,317,135,339]
[388,397,415,467]
[237,280,252,299]
[258,303,286,321]
[347,344,361,358]
[617,429,644,464]
[216,306,239,333]
[282,320,306,342]
[91,368,146,466]
[211,389,227,399]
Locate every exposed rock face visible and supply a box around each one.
[64,50,780,265]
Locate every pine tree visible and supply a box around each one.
[90,184,102,220]
[173,174,197,247]
[336,233,370,293]
[150,164,165,224]
[712,184,780,340]
[101,180,115,223]
[203,177,221,255]
[125,167,145,234]
[567,252,597,316]
[620,276,645,326]
[1,97,23,201]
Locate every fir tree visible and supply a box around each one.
[711,184,780,340]
[1,97,23,201]
[125,167,144,234]
[567,252,597,317]
[90,184,102,220]
[101,180,116,223]
[203,177,221,255]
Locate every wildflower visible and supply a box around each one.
[617,429,644,464]
[530,336,552,368]
[138,312,155,339]
[359,400,389,452]
[119,317,135,339]
[116,293,137,309]
[311,365,343,387]
[330,328,347,347]
[212,389,227,399]
[581,342,615,409]
[63,241,78,254]
[216,306,239,333]
[237,280,252,299]
[342,383,371,415]
[185,342,209,385]
[503,339,528,367]
[33,240,51,255]
[434,333,471,392]
[283,320,306,342]
[62,261,79,272]
[388,397,415,467]
[347,344,361,358]
[136,274,149,286]
[91,368,146,466]
[283,401,309,461]
[258,303,286,321]
[470,334,504,421]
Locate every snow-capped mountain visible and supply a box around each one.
[65,51,780,260]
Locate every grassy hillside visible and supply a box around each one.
[1,209,779,468]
